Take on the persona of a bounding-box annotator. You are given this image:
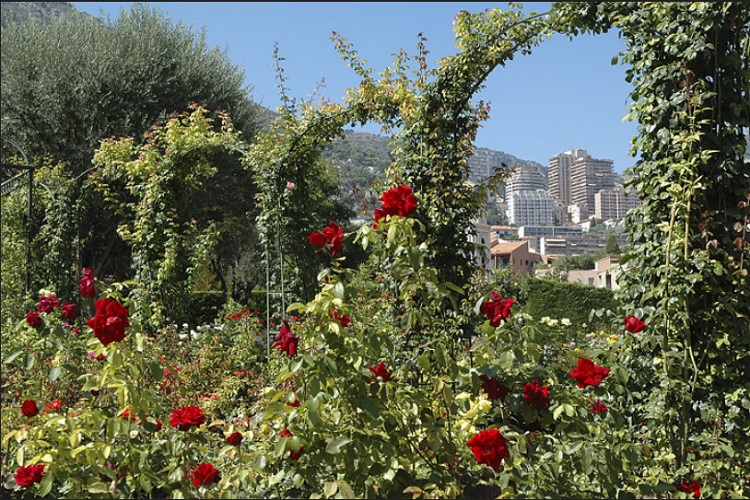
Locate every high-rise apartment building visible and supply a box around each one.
[507,164,547,193]
[548,149,588,205]
[595,185,641,221]
[569,153,616,219]
[507,189,555,226]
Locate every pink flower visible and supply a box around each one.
[286,181,296,190]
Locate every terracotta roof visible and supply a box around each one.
[490,240,528,255]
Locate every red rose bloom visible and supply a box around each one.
[86,298,130,346]
[14,464,45,488]
[591,399,608,414]
[21,399,39,417]
[226,431,243,446]
[676,480,701,498]
[523,379,550,409]
[79,268,96,298]
[120,407,137,421]
[60,302,78,320]
[466,429,510,471]
[479,375,510,403]
[308,222,345,257]
[329,309,351,327]
[569,358,611,389]
[374,184,418,224]
[271,320,299,357]
[624,315,646,333]
[44,399,62,411]
[280,428,304,460]
[36,294,59,313]
[25,311,42,329]
[192,462,220,488]
[169,405,205,431]
[480,291,514,327]
[369,362,393,383]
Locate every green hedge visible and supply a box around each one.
[523,277,618,328]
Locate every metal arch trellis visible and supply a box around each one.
[264,178,288,363]
[1,138,36,295]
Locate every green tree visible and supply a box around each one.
[1,3,263,304]
[603,233,620,255]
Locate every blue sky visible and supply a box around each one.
[73,2,639,173]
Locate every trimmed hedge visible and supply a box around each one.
[523,277,618,328]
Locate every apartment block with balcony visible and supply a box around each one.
[594,185,641,221]
[507,189,555,226]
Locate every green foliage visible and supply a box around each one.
[523,277,618,330]
[91,105,246,329]
[1,2,263,303]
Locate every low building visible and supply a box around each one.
[490,239,543,274]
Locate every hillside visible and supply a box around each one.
[0,2,81,28]
[2,1,549,197]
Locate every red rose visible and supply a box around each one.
[480,291,514,327]
[192,462,220,488]
[466,429,509,470]
[169,405,205,431]
[21,399,39,417]
[271,320,299,357]
[479,375,510,402]
[26,311,42,329]
[523,380,550,409]
[44,399,62,411]
[569,358,611,389]
[120,407,137,421]
[79,268,96,298]
[86,298,130,346]
[309,222,345,257]
[286,393,301,407]
[14,464,45,488]
[60,302,78,320]
[329,309,351,327]
[280,428,304,461]
[591,399,608,414]
[624,315,645,333]
[374,184,418,224]
[36,294,59,313]
[369,362,393,383]
[226,431,243,446]
[676,480,701,499]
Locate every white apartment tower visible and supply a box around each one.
[569,152,616,219]
[507,189,555,226]
[548,149,588,205]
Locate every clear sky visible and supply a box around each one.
[73,2,639,173]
